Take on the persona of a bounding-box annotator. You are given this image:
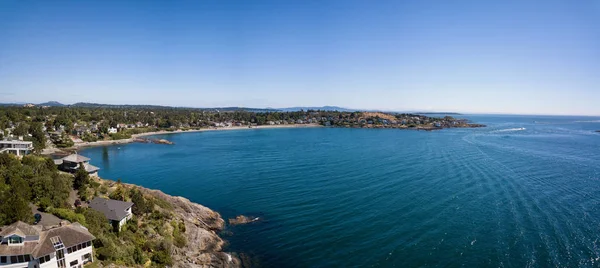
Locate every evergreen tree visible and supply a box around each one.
[74,164,90,190]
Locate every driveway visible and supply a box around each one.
[29,204,62,228]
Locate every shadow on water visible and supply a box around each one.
[102,146,110,168]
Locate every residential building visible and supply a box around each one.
[88,197,133,231]
[107,127,117,134]
[54,154,99,176]
[0,221,95,268]
[0,140,33,156]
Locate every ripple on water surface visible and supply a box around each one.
[81,117,600,267]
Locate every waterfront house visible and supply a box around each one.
[0,221,95,268]
[55,154,99,176]
[88,197,133,231]
[107,127,117,134]
[0,140,33,156]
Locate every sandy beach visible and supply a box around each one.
[71,124,323,149]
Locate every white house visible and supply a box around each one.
[0,140,33,156]
[107,127,117,134]
[0,221,95,268]
[88,197,133,231]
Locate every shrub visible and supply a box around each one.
[110,132,132,140]
[38,197,52,211]
[99,185,108,194]
[48,208,86,224]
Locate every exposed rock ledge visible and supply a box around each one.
[126,183,242,268]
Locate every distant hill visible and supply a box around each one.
[70,102,278,112]
[278,106,359,112]
[71,102,173,109]
[0,102,24,107]
[39,101,66,107]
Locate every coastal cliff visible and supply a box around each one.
[96,178,242,268]
[135,186,241,268]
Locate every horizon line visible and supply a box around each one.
[3,101,600,117]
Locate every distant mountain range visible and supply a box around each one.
[0,101,460,114]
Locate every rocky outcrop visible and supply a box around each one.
[132,186,241,267]
[228,215,260,226]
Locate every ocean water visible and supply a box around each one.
[80,115,600,267]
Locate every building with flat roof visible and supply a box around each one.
[0,221,95,268]
[0,140,33,156]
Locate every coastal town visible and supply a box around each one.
[0,105,484,154]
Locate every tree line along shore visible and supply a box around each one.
[0,106,485,152]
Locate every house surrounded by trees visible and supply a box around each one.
[0,221,95,268]
[88,197,133,231]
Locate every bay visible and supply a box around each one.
[81,115,600,267]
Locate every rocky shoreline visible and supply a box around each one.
[108,180,243,268]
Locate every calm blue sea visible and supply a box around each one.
[80,115,600,267]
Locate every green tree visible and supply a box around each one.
[130,188,151,215]
[12,122,29,136]
[73,165,89,190]
[29,122,46,152]
[83,208,111,236]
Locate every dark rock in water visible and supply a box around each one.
[596,130,600,133]
[229,215,260,225]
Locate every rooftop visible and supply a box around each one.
[0,221,41,237]
[0,222,94,258]
[61,154,90,163]
[89,197,134,221]
[0,140,33,145]
[32,223,95,258]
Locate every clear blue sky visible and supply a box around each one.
[1,1,599,115]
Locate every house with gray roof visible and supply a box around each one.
[0,221,95,268]
[54,154,99,176]
[88,197,133,231]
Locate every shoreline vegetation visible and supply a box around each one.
[0,153,243,267]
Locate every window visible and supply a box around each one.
[8,236,23,244]
[39,255,50,264]
[17,255,24,263]
[69,260,78,267]
[86,241,91,247]
[57,249,64,259]
[0,256,6,263]
[67,247,72,254]
[50,236,64,250]
[10,256,17,263]
[77,244,82,250]
[82,253,91,264]
[24,255,30,262]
